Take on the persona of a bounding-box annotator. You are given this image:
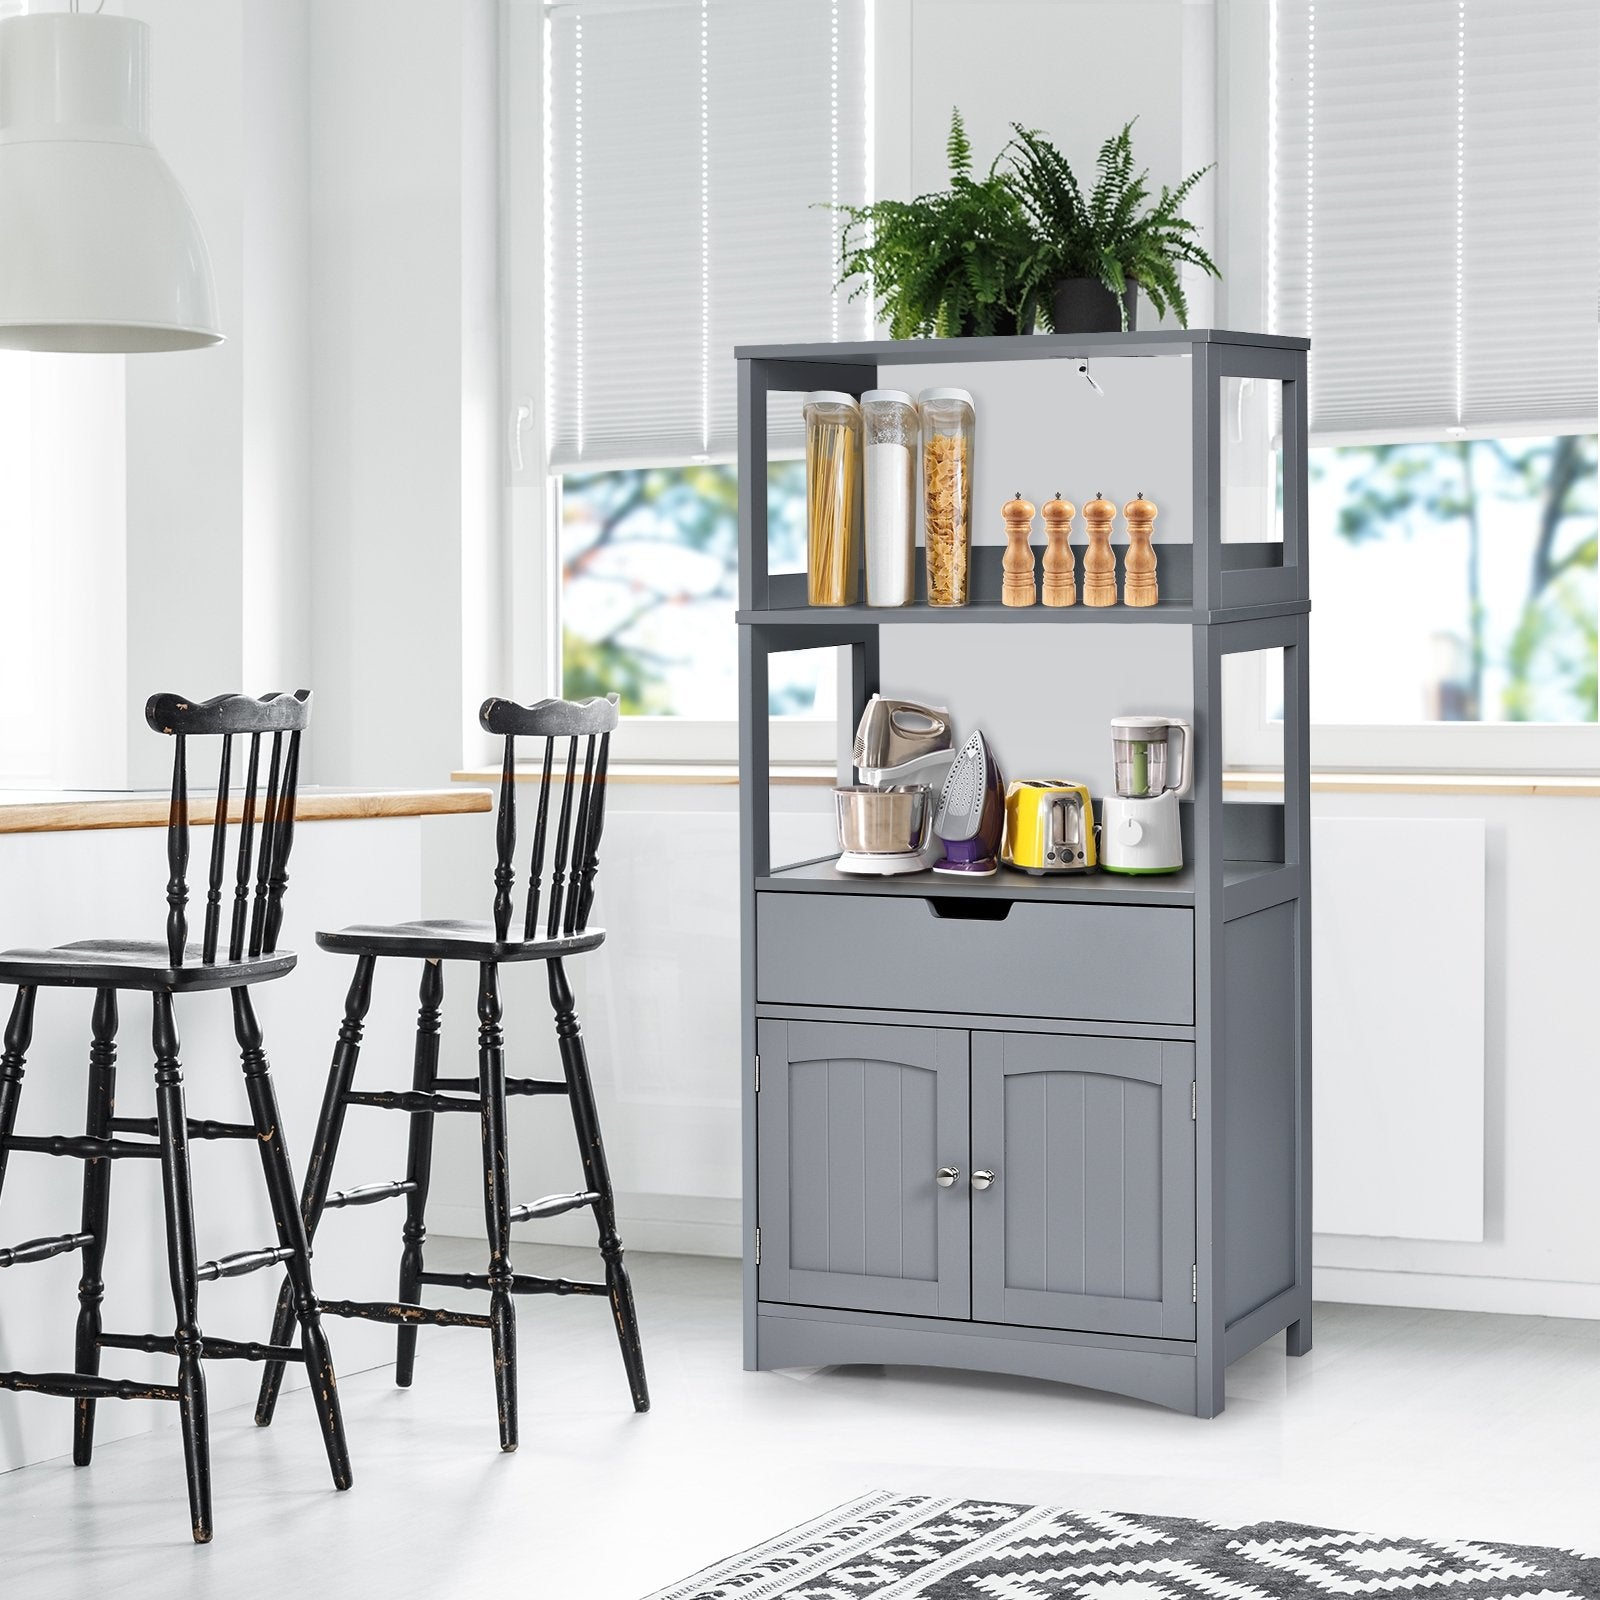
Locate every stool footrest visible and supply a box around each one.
[110,1116,257,1142]
[98,1331,305,1364]
[433,1076,569,1097]
[508,1190,600,1224]
[196,1246,294,1284]
[319,1298,493,1330]
[0,1133,161,1161]
[0,1231,94,1268]
[0,1370,180,1403]
[343,1089,481,1114]
[321,1179,418,1211]
[418,1269,607,1297]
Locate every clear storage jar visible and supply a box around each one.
[919,387,975,606]
[861,390,919,607]
[803,391,862,606]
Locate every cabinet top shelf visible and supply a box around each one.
[735,328,1310,365]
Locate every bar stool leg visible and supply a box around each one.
[476,961,517,1451]
[396,959,444,1387]
[256,954,375,1427]
[549,958,649,1413]
[234,988,352,1492]
[0,986,36,1208]
[73,987,119,1465]
[152,992,211,1545]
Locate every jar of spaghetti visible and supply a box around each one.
[803,392,862,606]
[919,387,975,606]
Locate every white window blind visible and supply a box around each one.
[547,0,870,470]
[1271,0,1599,439]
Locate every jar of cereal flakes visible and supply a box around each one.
[918,388,975,606]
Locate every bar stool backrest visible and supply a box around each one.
[477,693,619,943]
[143,690,314,967]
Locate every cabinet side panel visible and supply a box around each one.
[1222,901,1299,1324]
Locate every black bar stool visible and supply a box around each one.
[0,691,349,1543]
[253,692,646,1452]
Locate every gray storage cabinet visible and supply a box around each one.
[737,330,1313,1418]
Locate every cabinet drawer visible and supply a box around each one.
[757,892,1194,1026]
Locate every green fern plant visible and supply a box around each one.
[834,109,1043,337]
[1005,120,1220,329]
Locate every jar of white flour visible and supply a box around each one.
[861,390,919,607]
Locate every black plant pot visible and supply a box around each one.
[1050,278,1138,334]
[951,305,1037,337]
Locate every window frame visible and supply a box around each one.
[549,469,840,763]
[1219,1,1600,774]
[503,0,855,765]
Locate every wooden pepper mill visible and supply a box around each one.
[1122,491,1158,607]
[1081,492,1118,607]
[1041,493,1077,606]
[1001,491,1037,606]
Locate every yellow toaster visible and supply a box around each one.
[1003,780,1097,873]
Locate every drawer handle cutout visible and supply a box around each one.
[925,897,1014,922]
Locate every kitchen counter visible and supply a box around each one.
[0,785,492,834]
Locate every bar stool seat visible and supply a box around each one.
[0,940,297,992]
[316,919,604,963]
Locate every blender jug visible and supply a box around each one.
[1111,716,1192,798]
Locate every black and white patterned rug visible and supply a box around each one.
[643,1491,1600,1599]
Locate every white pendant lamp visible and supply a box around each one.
[0,5,221,352]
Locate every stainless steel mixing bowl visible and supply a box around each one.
[834,785,931,856]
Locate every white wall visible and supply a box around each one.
[1310,790,1600,1318]
[9,0,1591,1344]
[110,0,503,790]
[416,0,1600,1328]
[419,781,1600,1328]
[306,0,503,790]
[877,0,1217,325]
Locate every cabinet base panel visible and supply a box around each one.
[755,1307,1204,1417]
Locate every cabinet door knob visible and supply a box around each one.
[971,1169,996,1190]
[935,1167,960,1188]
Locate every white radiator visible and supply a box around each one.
[1311,817,1486,1242]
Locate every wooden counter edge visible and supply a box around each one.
[0,788,494,836]
[451,763,837,787]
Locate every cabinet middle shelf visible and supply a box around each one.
[758,856,1301,918]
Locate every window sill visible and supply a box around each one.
[451,764,1600,798]
[1224,771,1600,799]
[450,762,836,788]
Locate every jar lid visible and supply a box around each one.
[803,390,861,411]
[1111,714,1179,732]
[917,386,975,409]
[860,388,916,406]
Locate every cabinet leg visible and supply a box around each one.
[1286,1314,1313,1357]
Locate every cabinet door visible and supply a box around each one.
[971,1032,1195,1339]
[758,1019,969,1318]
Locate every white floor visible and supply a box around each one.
[4,1238,1599,1599]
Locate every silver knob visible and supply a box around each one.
[972,1169,996,1190]
[935,1167,960,1188]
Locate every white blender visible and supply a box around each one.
[1100,715,1192,875]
